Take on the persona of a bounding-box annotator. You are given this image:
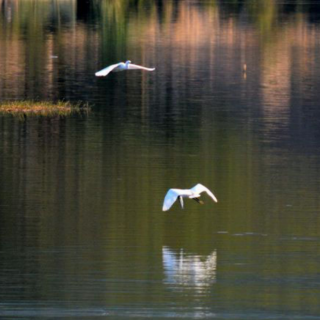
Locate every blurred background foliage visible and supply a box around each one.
[1,0,320,38]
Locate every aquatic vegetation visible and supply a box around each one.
[0,100,89,118]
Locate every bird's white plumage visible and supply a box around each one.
[162,183,218,211]
[190,183,218,203]
[95,62,123,77]
[95,60,155,77]
[127,63,155,71]
[162,189,186,212]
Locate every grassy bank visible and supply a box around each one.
[0,101,89,118]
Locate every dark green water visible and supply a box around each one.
[1,0,320,318]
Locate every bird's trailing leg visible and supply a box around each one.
[193,197,204,205]
[178,196,184,209]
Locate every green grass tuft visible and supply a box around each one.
[0,100,89,118]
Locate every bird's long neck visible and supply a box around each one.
[125,61,131,69]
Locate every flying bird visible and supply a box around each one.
[95,60,155,77]
[162,183,218,211]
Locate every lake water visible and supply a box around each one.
[1,0,320,318]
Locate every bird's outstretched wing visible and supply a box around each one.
[127,63,155,71]
[191,184,218,202]
[162,189,184,211]
[95,63,122,77]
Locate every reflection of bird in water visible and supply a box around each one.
[95,60,155,77]
[162,247,217,288]
[162,183,218,211]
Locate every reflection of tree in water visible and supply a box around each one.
[3,0,320,27]
[162,246,217,290]
[218,0,320,22]
[74,0,320,25]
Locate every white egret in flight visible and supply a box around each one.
[162,183,218,211]
[95,60,155,77]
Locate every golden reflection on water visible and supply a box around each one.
[0,0,319,103]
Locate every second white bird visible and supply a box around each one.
[162,183,218,211]
[95,60,155,77]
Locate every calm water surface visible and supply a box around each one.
[1,0,320,318]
